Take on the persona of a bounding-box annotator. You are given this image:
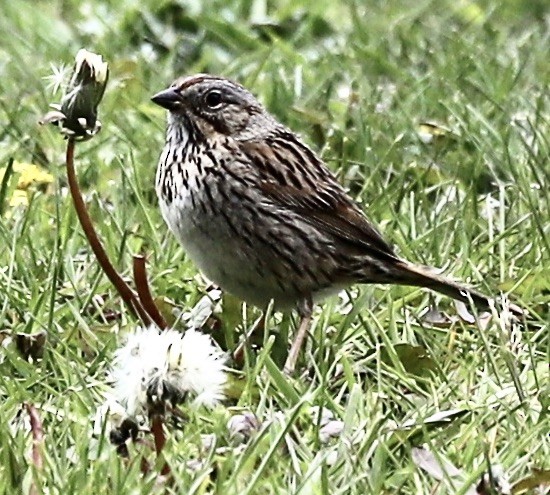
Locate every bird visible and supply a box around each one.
[151,74,508,374]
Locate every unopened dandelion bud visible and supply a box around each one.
[40,49,108,140]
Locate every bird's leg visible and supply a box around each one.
[284,296,313,375]
[232,312,266,366]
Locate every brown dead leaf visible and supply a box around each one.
[512,468,550,494]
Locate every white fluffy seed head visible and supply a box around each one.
[111,326,227,417]
[93,395,131,436]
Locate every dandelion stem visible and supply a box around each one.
[65,138,151,324]
[133,255,168,329]
[150,414,171,476]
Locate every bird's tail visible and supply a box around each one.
[392,261,493,310]
[370,260,524,316]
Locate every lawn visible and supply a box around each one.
[0,0,548,493]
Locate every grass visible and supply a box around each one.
[0,0,548,493]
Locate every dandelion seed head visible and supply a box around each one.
[93,395,130,437]
[111,326,227,417]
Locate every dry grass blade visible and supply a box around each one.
[25,403,44,495]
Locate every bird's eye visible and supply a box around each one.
[204,90,223,109]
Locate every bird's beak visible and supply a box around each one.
[151,87,181,110]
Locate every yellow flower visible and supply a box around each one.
[9,190,29,208]
[0,161,54,209]
[11,161,54,190]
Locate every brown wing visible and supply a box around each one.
[240,136,399,263]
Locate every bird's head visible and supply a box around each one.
[152,74,275,141]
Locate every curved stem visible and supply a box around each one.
[150,415,171,476]
[133,255,168,329]
[65,139,151,325]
